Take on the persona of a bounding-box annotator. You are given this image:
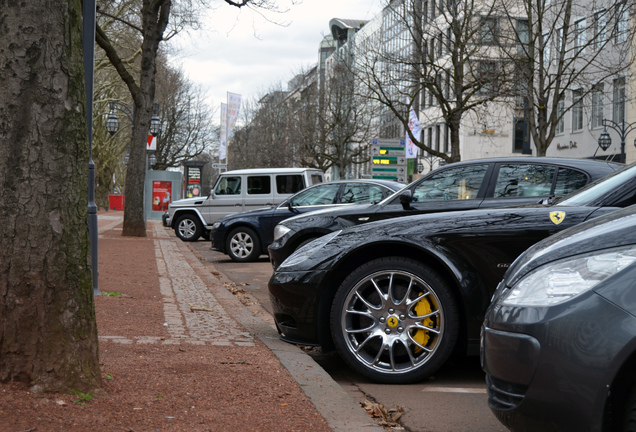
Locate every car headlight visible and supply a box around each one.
[501,245,636,307]
[211,222,221,229]
[279,230,341,269]
[273,224,293,242]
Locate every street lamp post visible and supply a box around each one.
[83,0,99,296]
[597,119,636,164]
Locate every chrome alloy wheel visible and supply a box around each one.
[339,270,443,375]
[229,231,254,259]
[178,218,197,239]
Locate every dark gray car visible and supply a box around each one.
[482,204,636,432]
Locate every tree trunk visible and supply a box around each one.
[0,0,101,392]
[119,0,169,237]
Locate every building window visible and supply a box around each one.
[572,89,584,132]
[479,61,498,94]
[574,19,586,52]
[615,2,628,43]
[480,17,499,44]
[431,0,436,19]
[444,71,451,99]
[437,33,443,57]
[427,127,433,149]
[517,19,529,53]
[593,10,606,50]
[542,33,551,64]
[444,123,450,153]
[591,83,604,129]
[556,99,565,134]
[423,1,429,26]
[555,27,564,53]
[613,76,625,122]
[435,125,441,151]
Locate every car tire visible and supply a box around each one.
[623,387,636,431]
[330,257,459,384]
[175,215,202,242]
[226,227,262,262]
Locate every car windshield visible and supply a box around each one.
[557,163,636,207]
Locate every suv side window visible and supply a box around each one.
[276,175,305,194]
[339,183,386,204]
[247,176,271,195]
[215,176,242,195]
[310,174,324,185]
[291,184,341,207]
[493,164,555,198]
[413,165,489,201]
[553,168,588,196]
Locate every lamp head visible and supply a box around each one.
[598,129,612,151]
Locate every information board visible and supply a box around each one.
[370,139,407,183]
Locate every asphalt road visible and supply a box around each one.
[186,238,507,432]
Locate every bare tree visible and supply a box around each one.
[495,0,635,157]
[154,64,219,170]
[0,0,101,392]
[309,59,378,178]
[228,97,262,168]
[353,0,507,163]
[95,0,283,236]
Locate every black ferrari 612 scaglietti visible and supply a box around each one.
[268,162,636,384]
[268,157,620,269]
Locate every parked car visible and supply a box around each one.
[482,204,636,432]
[210,179,404,262]
[167,167,324,241]
[268,157,620,269]
[268,162,636,384]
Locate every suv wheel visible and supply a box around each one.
[175,215,202,241]
[226,227,261,262]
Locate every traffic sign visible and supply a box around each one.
[212,163,227,169]
[370,138,407,183]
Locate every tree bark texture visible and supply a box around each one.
[0,0,101,392]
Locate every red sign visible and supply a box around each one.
[152,181,172,211]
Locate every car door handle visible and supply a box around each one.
[234,203,242,207]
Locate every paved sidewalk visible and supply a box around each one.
[96,212,382,432]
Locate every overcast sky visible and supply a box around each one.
[169,0,383,115]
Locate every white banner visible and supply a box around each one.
[227,92,241,140]
[219,103,228,160]
[146,134,157,151]
[406,105,421,159]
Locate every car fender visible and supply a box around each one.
[316,237,491,350]
[170,208,208,230]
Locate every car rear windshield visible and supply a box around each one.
[558,164,636,207]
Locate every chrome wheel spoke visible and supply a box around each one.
[354,290,382,312]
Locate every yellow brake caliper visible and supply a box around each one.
[412,293,433,353]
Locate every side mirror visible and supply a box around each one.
[399,190,413,210]
[287,200,298,213]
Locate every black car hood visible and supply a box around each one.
[503,205,636,287]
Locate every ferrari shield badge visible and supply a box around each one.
[549,211,566,225]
